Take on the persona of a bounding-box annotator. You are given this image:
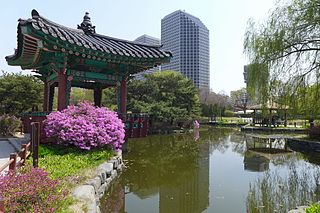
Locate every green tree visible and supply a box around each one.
[102,87,117,110]
[0,72,43,115]
[127,70,200,123]
[244,0,320,115]
[69,88,93,105]
[199,88,231,118]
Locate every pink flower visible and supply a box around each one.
[44,101,125,150]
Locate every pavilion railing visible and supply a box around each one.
[120,113,150,138]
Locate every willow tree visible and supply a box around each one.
[244,0,320,117]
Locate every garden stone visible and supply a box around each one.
[288,206,308,213]
[87,177,101,194]
[87,202,97,213]
[106,176,112,184]
[73,185,96,213]
[111,170,117,179]
[97,170,106,184]
[98,162,114,177]
[73,185,95,201]
[98,182,110,198]
[117,163,123,171]
[108,159,118,169]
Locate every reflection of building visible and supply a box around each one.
[161,10,210,89]
[133,35,161,80]
[244,151,269,172]
[159,143,209,213]
[244,135,293,172]
[123,134,210,212]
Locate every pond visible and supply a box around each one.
[100,128,320,213]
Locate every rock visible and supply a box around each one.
[73,185,95,201]
[86,177,101,194]
[73,185,96,213]
[111,170,117,179]
[97,170,106,184]
[108,159,118,169]
[98,182,107,198]
[288,205,308,213]
[97,162,113,177]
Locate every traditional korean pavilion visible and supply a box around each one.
[5,10,171,138]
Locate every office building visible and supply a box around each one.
[133,35,161,79]
[161,10,210,89]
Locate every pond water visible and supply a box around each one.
[101,128,320,213]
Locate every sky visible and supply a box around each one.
[1,0,276,95]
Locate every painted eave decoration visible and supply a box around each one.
[5,9,172,74]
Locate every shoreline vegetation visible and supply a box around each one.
[36,144,115,212]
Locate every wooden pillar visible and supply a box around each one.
[57,68,68,111]
[117,78,127,120]
[120,79,127,114]
[48,84,55,112]
[94,88,102,107]
[253,109,256,126]
[43,82,49,111]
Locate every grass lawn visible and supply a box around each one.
[31,144,115,212]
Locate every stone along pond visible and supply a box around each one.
[100,128,320,213]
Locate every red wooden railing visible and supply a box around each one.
[0,142,31,173]
[0,122,40,213]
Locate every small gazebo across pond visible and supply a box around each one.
[6,10,171,138]
[248,101,289,127]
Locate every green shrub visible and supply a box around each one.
[0,114,21,136]
[306,203,320,213]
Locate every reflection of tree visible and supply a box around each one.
[202,128,234,154]
[302,153,320,166]
[124,133,201,197]
[288,141,320,166]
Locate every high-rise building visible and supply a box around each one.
[133,35,161,80]
[161,10,210,89]
[135,34,161,46]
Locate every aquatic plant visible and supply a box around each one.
[306,203,320,213]
[246,166,320,212]
[44,101,125,150]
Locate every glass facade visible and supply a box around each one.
[161,10,210,89]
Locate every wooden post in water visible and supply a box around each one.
[31,122,40,168]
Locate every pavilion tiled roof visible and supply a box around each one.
[6,9,171,72]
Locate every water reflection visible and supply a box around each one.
[100,128,320,213]
[287,140,320,166]
[244,135,293,172]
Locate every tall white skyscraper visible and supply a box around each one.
[161,10,210,89]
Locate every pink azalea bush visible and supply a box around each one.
[0,167,66,212]
[44,102,125,150]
